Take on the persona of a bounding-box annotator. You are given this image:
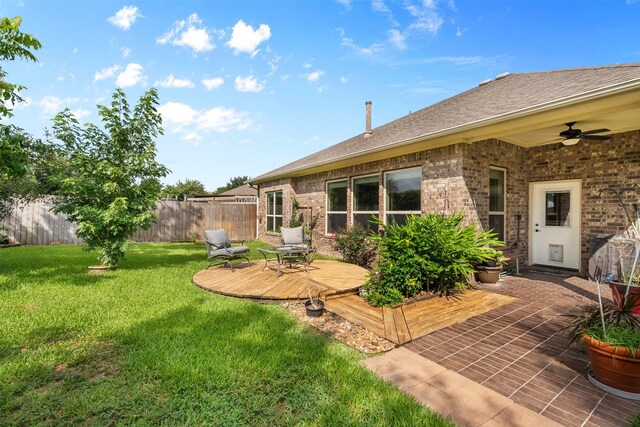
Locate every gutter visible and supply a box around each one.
[251,77,640,184]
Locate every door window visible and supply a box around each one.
[545,191,571,227]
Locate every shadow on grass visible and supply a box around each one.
[2,296,445,425]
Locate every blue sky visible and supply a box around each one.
[2,0,639,191]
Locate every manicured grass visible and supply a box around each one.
[0,242,453,426]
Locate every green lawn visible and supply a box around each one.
[0,242,453,426]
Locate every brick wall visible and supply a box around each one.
[527,130,640,271]
[256,129,640,273]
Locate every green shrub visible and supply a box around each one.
[364,212,503,306]
[333,224,377,269]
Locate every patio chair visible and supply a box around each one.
[204,229,251,272]
[280,226,311,250]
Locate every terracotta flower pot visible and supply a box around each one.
[608,282,640,315]
[477,266,502,284]
[582,335,640,394]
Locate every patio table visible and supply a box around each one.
[257,246,316,277]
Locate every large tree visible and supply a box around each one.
[0,16,41,119]
[52,88,169,267]
[0,16,41,180]
[0,126,64,223]
[215,175,250,194]
[160,179,207,199]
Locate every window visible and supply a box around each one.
[266,191,283,232]
[489,168,505,241]
[385,167,421,225]
[352,175,379,232]
[326,180,347,233]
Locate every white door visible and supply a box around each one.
[530,180,581,270]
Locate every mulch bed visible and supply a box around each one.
[281,301,396,354]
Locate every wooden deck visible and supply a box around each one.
[326,290,516,344]
[192,260,368,300]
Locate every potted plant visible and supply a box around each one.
[304,252,324,317]
[565,296,640,395]
[566,188,640,396]
[476,251,505,284]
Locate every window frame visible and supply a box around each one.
[489,166,506,242]
[266,191,283,232]
[383,166,422,225]
[325,178,348,234]
[351,173,379,230]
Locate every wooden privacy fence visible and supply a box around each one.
[133,201,256,242]
[1,199,257,246]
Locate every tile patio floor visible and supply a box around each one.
[402,273,640,427]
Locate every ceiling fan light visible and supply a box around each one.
[562,138,580,146]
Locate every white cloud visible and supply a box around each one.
[37,96,79,115]
[157,13,214,53]
[122,47,131,57]
[306,70,325,83]
[341,37,385,56]
[372,0,390,13]
[202,77,224,90]
[198,107,252,132]
[302,62,312,69]
[387,29,406,50]
[71,109,90,119]
[336,0,352,10]
[94,65,120,82]
[234,75,264,93]
[107,5,142,31]
[182,132,202,142]
[56,75,65,82]
[72,48,78,54]
[267,55,281,77]
[158,101,197,126]
[340,76,348,83]
[154,74,195,88]
[405,0,444,34]
[158,101,253,135]
[116,63,146,87]
[226,20,271,55]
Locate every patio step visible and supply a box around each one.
[321,288,359,300]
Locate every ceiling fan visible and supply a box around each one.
[559,121,610,145]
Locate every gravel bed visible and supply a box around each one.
[281,301,396,354]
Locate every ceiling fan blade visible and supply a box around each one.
[580,128,610,135]
[580,135,610,141]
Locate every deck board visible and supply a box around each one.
[194,262,515,345]
[192,260,367,301]
[326,290,516,344]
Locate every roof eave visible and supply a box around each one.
[251,78,640,185]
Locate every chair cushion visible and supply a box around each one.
[281,226,304,245]
[205,229,231,249]
[208,246,249,258]
[226,246,250,255]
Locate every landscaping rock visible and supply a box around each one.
[281,302,396,354]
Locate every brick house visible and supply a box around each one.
[250,64,640,274]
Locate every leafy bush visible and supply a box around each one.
[364,212,503,306]
[52,88,169,267]
[333,224,377,269]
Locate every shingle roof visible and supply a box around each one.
[215,183,257,197]
[252,63,640,182]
